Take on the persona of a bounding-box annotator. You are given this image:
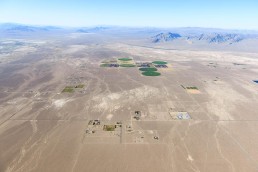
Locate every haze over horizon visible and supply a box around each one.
[1,0,258,30]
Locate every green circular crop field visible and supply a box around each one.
[118,58,133,61]
[152,61,167,65]
[142,71,161,76]
[100,64,109,67]
[139,67,157,72]
[120,64,136,67]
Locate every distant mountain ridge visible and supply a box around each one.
[0,23,61,32]
[77,27,109,33]
[194,33,244,43]
[152,32,257,44]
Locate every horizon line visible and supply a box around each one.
[1,22,258,32]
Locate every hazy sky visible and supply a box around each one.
[1,0,258,29]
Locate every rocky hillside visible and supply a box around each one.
[152,32,182,43]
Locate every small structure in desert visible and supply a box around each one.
[134,111,141,120]
[155,64,168,68]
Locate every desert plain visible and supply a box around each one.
[1,33,258,172]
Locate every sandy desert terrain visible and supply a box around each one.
[1,35,258,172]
